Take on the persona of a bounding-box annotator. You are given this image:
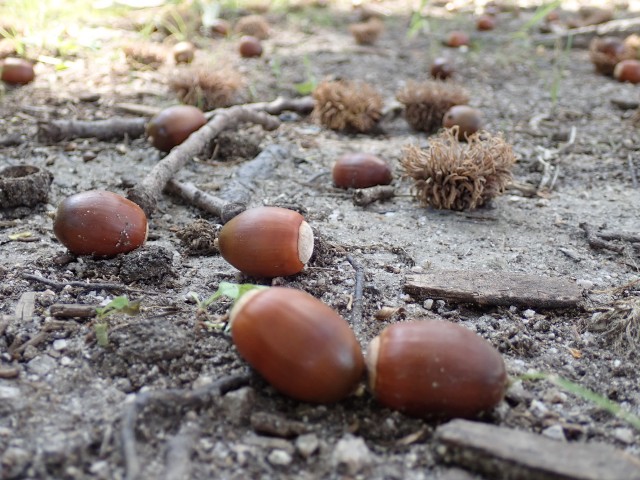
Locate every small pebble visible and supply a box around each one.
[523,309,536,319]
[613,427,635,445]
[331,435,373,475]
[296,433,319,458]
[52,339,68,351]
[267,449,293,466]
[423,299,434,310]
[541,424,566,441]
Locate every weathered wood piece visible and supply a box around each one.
[38,117,147,142]
[435,419,640,480]
[533,17,640,48]
[404,270,582,309]
[49,304,97,319]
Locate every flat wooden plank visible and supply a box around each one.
[435,419,640,480]
[404,270,582,309]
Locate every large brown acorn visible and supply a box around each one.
[1,58,35,85]
[218,206,314,278]
[366,320,507,418]
[53,190,148,257]
[146,105,207,152]
[332,153,393,189]
[230,287,365,403]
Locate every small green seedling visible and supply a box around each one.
[520,372,640,431]
[188,282,267,331]
[407,0,430,39]
[94,296,140,347]
[293,55,317,95]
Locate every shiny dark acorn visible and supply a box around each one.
[230,287,365,403]
[332,153,392,189]
[53,190,148,257]
[146,105,207,152]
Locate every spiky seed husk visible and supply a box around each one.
[122,42,166,69]
[234,14,270,39]
[349,18,384,45]
[401,127,516,211]
[169,67,244,110]
[312,80,383,133]
[396,80,469,133]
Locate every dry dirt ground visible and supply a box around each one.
[1,1,640,479]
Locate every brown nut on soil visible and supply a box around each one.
[476,14,496,31]
[172,41,196,64]
[53,190,148,257]
[430,57,455,80]
[230,287,365,403]
[1,57,35,85]
[614,59,640,84]
[218,206,314,278]
[333,153,392,189]
[443,105,482,140]
[366,320,508,418]
[444,31,470,48]
[239,36,263,58]
[146,105,207,152]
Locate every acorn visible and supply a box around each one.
[218,206,314,278]
[443,105,482,140]
[444,31,470,48]
[332,153,393,189]
[172,41,196,64]
[146,105,207,152]
[230,287,365,403]
[430,57,454,80]
[476,14,496,31]
[53,190,148,257]
[366,320,507,418]
[1,57,35,85]
[209,19,231,37]
[614,59,640,84]
[239,36,263,58]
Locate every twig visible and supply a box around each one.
[346,255,365,338]
[49,304,98,319]
[579,223,626,254]
[122,373,251,480]
[21,273,152,294]
[533,16,640,47]
[597,230,640,243]
[165,180,246,223]
[352,185,395,206]
[127,106,280,216]
[114,103,162,117]
[38,117,147,143]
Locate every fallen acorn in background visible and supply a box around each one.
[366,320,508,418]
[53,190,148,257]
[146,105,207,152]
[443,105,483,140]
[614,59,640,84]
[332,152,392,189]
[1,57,35,85]
[239,36,263,58]
[430,57,455,80]
[217,206,314,278]
[172,41,196,64]
[230,287,364,403]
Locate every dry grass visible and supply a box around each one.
[312,79,383,133]
[169,67,244,110]
[396,80,469,133]
[587,281,640,354]
[401,127,516,211]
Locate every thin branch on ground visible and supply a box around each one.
[352,185,395,206]
[38,118,147,143]
[346,255,365,338]
[533,16,640,47]
[122,373,251,480]
[21,273,152,294]
[579,223,634,254]
[165,179,246,223]
[204,95,314,120]
[127,106,280,216]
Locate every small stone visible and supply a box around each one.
[576,279,594,290]
[221,387,256,425]
[613,427,635,445]
[331,434,373,475]
[423,299,434,310]
[1,447,30,479]
[0,385,20,400]
[295,433,319,458]
[52,339,68,351]
[523,309,536,319]
[60,356,73,366]
[541,424,566,441]
[26,354,57,376]
[529,399,549,418]
[267,449,293,466]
